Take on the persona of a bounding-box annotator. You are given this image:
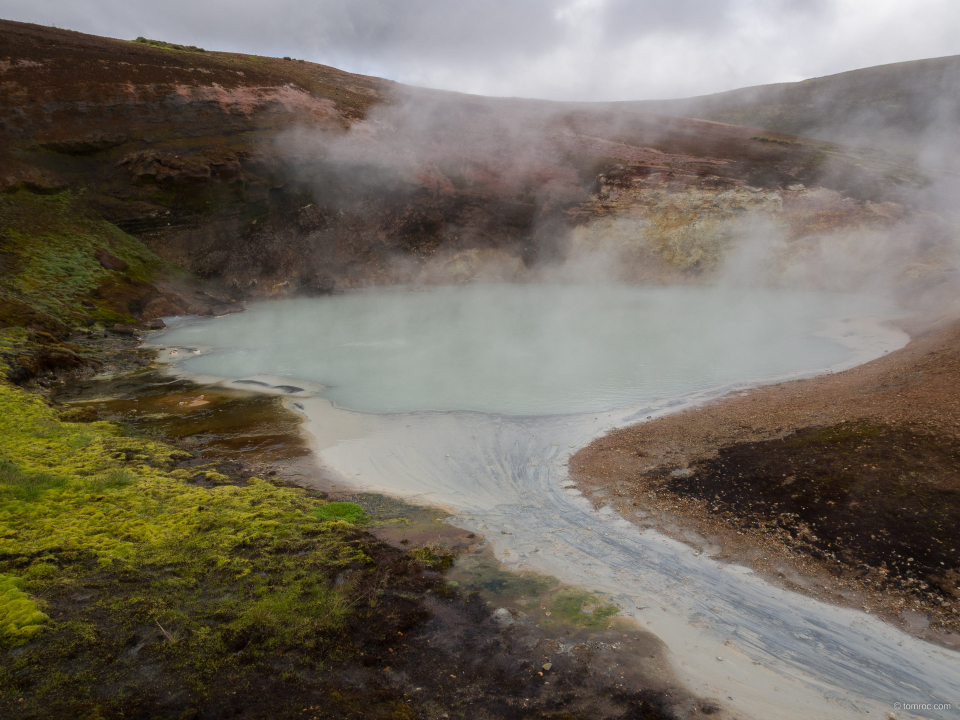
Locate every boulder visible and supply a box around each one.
[94,248,129,271]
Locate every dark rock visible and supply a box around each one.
[110,323,139,336]
[41,135,127,155]
[142,297,186,320]
[272,385,303,394]
[145,318,166,330]
[95,248,129,271]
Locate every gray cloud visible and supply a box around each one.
[2,0,959,100]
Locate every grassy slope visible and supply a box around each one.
[0,189,171,328]
[0,187,178,387]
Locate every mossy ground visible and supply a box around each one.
[314,501,369,525]
[546,589,620,629]
[0,376,387,716]
[0,373,681,719]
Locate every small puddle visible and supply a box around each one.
[56,371,311,471]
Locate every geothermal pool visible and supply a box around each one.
[161,284,886,415]
[153,284,960,720]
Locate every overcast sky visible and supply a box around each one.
[3,0,960,101]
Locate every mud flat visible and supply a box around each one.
[145,285,960,720]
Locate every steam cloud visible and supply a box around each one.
[273,82,960,318]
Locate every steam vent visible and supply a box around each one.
[1,11,959,720]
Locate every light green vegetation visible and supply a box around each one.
[0,327,34,370]
[0,376,373,705]
[0,574,48,644]
[133,36,205,53]
[408,543,457,572]
[314,501,369,524]
[751,135,802,146]
[548,589,620,629]
[0,380,353,568]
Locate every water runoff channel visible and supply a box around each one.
[149,284,960,720]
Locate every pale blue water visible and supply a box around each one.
[156,284,887,415]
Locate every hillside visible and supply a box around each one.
[628,55,960,160]
[1,19,945,310]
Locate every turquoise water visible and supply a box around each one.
[156,284,886,415]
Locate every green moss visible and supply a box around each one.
[0,327,32,374]
[751,135,802,145]
[0,574,49,645]
[409,544,457,572]
[0,376,378,709]
[548,589,620,629]
[0,459,68,501]
[314,501,369,524]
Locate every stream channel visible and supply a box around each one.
[148,284,960,720]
